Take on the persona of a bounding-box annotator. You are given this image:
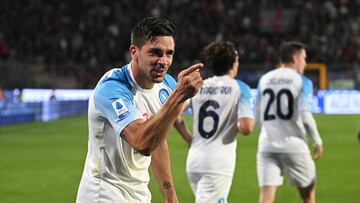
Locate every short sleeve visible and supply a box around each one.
[163,74,177,91]
[299,75,313,111]
[93,79,142,135]
[236,80,254,119]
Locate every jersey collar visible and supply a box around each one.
[128,63,155,93]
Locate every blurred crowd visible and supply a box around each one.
[0,0,359,89]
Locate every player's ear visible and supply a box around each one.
[129,45,138,61]
[291,55,296,63]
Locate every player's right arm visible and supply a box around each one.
[236,81,255,135]
[122,63,203,156]
[237,118,254,135]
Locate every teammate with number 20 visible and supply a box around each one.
[255,41,323,203]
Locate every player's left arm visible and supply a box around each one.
[174,101,192,147]
[236,81,255,135]
[149,74,181,203]
[150,140,178,203]
[300,76,323,159]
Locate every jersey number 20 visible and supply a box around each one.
[263,88,293,120]
[198,100,220,139]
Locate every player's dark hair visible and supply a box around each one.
[201,41,238,76]
[131,17,176,48]
[278,41,306,64]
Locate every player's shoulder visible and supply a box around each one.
[300,75,313,93]
[234,79,252,98]
[162,74,177,90]
[234,79,251,90]
[98,64,131,86]
[275,67,299,76]
[94,65,133,98]
[301,75,313,86]
[259,68,278,81]
[263,68,302,81]
[258,68,274,85]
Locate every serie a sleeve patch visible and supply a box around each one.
[112,98,130,121]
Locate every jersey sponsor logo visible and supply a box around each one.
[159,88,170,104]
[112,98,129,120]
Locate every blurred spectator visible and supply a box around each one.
[0,0,359,88]
[0,33,9,60]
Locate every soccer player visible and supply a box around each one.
[179,41,254,203]
[76,17,203,203]
[254,41,324,203]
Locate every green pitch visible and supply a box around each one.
[0,114,359,203]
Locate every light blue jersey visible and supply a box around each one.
[77,63,176,203]
[187,75,254,176]
[255,67,315,153]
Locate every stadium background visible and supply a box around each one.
[0,0,359,202]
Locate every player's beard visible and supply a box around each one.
[150,65,167,83]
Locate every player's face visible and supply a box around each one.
[294,49,307,74]
[135,36,175,84]
[232,55,239,77]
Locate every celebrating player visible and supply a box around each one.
[76,17,203,203]
[254,41,323,203]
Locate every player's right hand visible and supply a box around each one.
[313,144,323,160]
[176,63,203,102]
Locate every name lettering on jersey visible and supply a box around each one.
[199,86,232,95]
[159,88,170,104]
[268,78,293,85]
[112,98,129,120]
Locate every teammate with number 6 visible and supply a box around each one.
[179,41,254,203]
[255,41,324,203]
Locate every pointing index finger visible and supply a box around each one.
[181,63,203,76]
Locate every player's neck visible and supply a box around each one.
[130,63,155,89]
[227,69,236,78]
[135,75,154,89]
[281,63,297,70]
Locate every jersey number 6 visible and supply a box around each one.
[198,100,220,139]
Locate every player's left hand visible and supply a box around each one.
[313,144,323,160]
